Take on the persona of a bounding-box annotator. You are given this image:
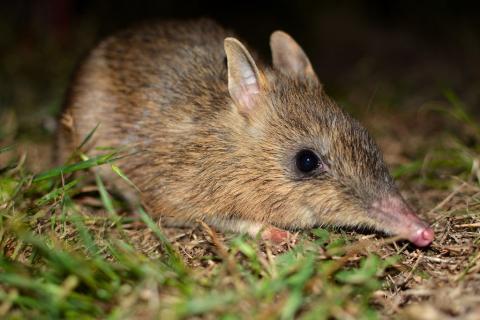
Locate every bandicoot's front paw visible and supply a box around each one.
[261,226,296,244]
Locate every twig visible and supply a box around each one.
[430,182,467,221]
[455,222,480,228]
[396,252,423,289]
[454,251,480,282]
[197,220,238,276]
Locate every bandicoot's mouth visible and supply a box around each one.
[370,194,434,247]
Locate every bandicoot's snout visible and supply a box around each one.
[371,194,434,247]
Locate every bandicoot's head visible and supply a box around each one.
[221,31,433,246]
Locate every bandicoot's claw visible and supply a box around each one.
[261,227,293,243]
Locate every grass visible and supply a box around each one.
[1,95,479,319]
[0,146,397,319]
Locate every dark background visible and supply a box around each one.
[0,0,479,140]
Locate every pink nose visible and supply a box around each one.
[371,193,435,247]
[410,227,434,247]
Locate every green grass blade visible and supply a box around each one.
[95,173,118,219]
[32,153,118,183]
[0,144,15,154]
[111,164,140,192]
[138,207,186,273]
[34,179,79,206]
[77,123,100,150]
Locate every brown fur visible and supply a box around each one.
[57,19,426,241]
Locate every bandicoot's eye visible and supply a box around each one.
[295,149,320,173]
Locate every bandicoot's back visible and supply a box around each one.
[59,20,232,156]
[58,19,434,246]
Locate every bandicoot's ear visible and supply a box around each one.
[270,31,318,84]
[224,37,263,115]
